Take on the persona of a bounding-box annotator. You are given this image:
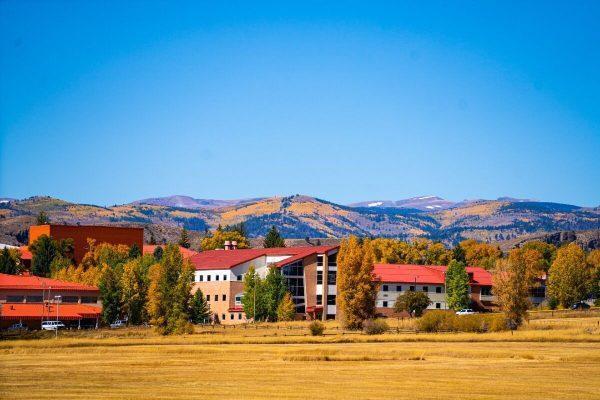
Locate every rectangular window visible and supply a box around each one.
[230,314,234,320]
[206,294,210,301]
[396,285,402,292]
[221,314,225,321]
[26,296,43,303]
[216,275,219,281]
[81,297,98,303]
[207,275,211,282]
[317,255,324,267]
[316,294,322,305]
[6,295,24,302]
[317,270,323,285]
[482,286,493,296]
[237,275,243,281]
[436,286,442,293]
[436,303,441,309]
[327,295,336,305]
[382,285,388,292]
[214,294,218,301]
[199,275,204,282]
[62,296,79,303]
[282,260,304,277]
[410,286,415,292]
[382,301,388,308]
[223,274,227,281]
[327,270,336,285]
[222,294,226,301]
[422,286,429,293]
[235,294,243,305]
[238,313,242,320]
[328,253,337,267]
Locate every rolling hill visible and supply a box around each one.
[0,195,598,248]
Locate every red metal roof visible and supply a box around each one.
[142,245,198,259]
[373,264,492,286]
[0,273,99,292]
[0,303,101,320]
[189,246,339,270]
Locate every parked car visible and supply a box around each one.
[456,309,476,315]
[7,322,27,331]
[571,302,591,310]
[110,320,126,329]
[41,321,66,331]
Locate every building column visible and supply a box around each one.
[322,252,328,321]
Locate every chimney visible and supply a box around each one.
[231,241,238,250]
[224,240,231,250]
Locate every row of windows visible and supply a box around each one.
[206,294,227,302]
[196,274,234,282]
[381,301,443,309]
[285,277,305,298]
[316,254,338,267]
[5,295,98,303]
[381,285,444,294]
[220,313,244,321]
[282,261,304,277]
[316,270,337,285]
[316,295,336,305]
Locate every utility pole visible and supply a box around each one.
[54,295,61,338]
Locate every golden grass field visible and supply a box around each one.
[1,311,600,399]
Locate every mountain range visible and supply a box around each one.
[0,194,598,248]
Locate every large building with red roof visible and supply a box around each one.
[189,242,339,324]
[372,264,496,316]
[0,272,101,329]
[29,224,144,264]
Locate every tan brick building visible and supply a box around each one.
[188,244,339,324]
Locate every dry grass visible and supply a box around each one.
[1,315,600,399]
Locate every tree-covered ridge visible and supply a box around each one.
[1,195,598,247]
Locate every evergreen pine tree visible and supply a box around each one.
[29,235,58,277]
[264,226,285,248]
[190,289,211,324]
[452,244,466,264]
[241,266,268,321]
[0,248,19,274]
[445,260,470,310]
[147,245,193,334]
[36,211,50,225]
[153,246,163,261]
[128,243,141,259]
[179,228,191,249]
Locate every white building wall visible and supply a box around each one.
[376,284,448,310]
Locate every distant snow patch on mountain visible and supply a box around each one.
[349,196,455,211]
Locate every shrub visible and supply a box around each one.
[547,297,559,310]
[363,319,389,335]
[309,320,325,336]
[417,311,509,333]
[488,314,509,332]
[416,311,454,332]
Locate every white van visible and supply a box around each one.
[41,321,66,330]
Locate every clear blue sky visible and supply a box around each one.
[1,1,599,207]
